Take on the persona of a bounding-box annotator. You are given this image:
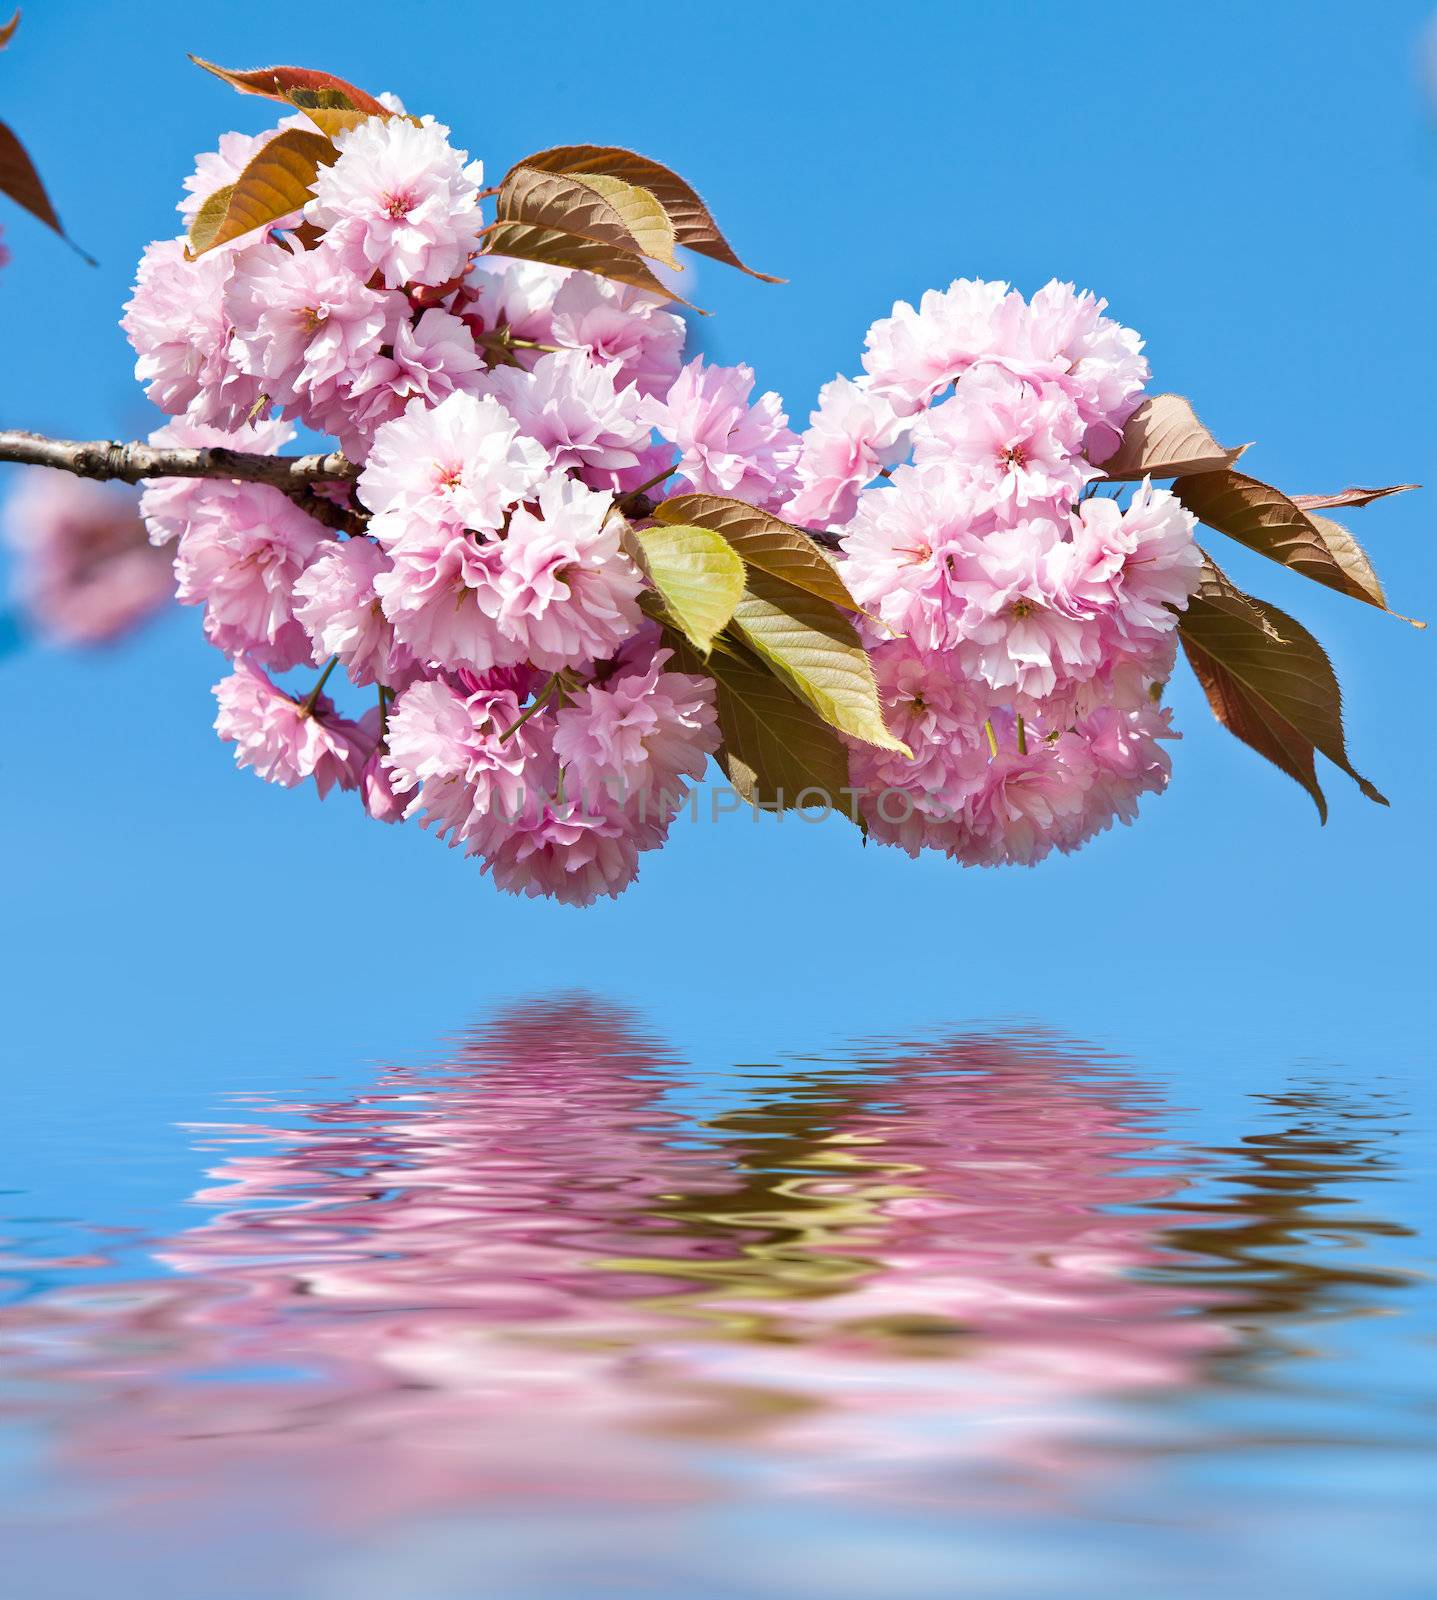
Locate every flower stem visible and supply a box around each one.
[498,675,558,743]
[621,463,677,502]
[299,656,340,718]
[1016,714,1028,756]
[983,718,999,759]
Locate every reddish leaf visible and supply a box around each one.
[0,119,57,230]
[0,119,91,261]
[0,10,19,50]
[188,57,387,115]
[507,144,783,282]
[1289,483,1419,511]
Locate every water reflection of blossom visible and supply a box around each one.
[0,1000,1412,1526]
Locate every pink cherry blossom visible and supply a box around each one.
[846,638,990,856]
[461,259,567,352]
[122,238,269,428]
[1,470,174,646]
[839,462,991,654]
[213,658,370,796]
[292,537,419,687]
[375,529,512,672]
[306,115,484,289]
[950,518,1105,700]
[786,375,910,529]
[225,237,399,437]
[174,483,331,670]
[359,391,549,544]
[479,349,651,477]
[337,306,485,449]
[383,676,535,847]
[862,278,1013,411]
[492,475,644,671]
[552,646,718,837]
[1070,480,1203,649]
[910,365,1096,513]
[137,416,296,548]
[646,357,800,511]
[549,272,686,398]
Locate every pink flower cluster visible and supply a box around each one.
[1,469,174,645]
[120,94,1199,897]
[122,106,742,904]
[790,279,1203,865]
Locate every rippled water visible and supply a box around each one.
[2,997,1433,1598]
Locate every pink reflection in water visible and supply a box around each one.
[0,999,1235,1519]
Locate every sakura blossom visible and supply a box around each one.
[359,390,549,543]
[646,356,801,510]
[173,480,329,670]
[292,536,418,687]
[213,658,370,796]
[122,238,267,429]
[0,470,174,646]
[103,83,1212,899]
[306,115,485,290]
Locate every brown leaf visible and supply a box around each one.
[1099,394,1249,479]
[505,144,783,282]
[1193,550,1286,640]
[652,494,863,614]
[0,10,19,49]
[1178,577,1387,822]
[0,119,91,261]
[188,57,387,115]
[497,167,679,271]
[1173,469,1371,606]
[481,219,691,307]
[1304,512,1425,628]
[1289,483,1419,511]
[188,128,337,256]
[0,119,58,231]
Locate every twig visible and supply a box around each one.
[0,430,358,490]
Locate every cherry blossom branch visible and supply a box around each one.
[0,428,366,534]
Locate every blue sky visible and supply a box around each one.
[1,0,1434,1191]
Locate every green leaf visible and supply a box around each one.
[1173,468,1376,607]
[1099,393,1249,479]
[727,571,908,754]
[652,494,862,614]
[188,128,337,256]
[665,631,858,817]
[481,218,692,307]
[628,523,745,654]
[502,144,783,282]
[1178,573,1387,822]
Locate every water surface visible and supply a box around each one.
[2,997,1432,1598]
